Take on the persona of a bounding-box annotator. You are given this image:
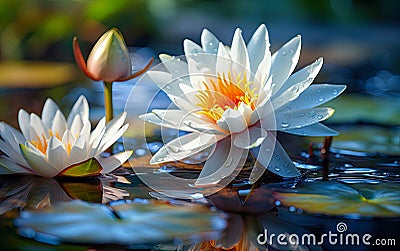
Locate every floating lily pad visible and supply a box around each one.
[59,158,103,177]
[15,199,227,245]
[330,124,400,155]
[272,181,400,218]
[325,94,400,126]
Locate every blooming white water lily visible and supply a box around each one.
[140,24,346,186]
[0,95,132,177]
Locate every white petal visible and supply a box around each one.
[250,133,300,179]
[20,144,59,177]
[46,137,68,171]
[88,126,106,157]
[69,134,88,163]
[89,117,106,145]
[42,98,61,129]
[159,54,188,78]
[201,29,220,54]
[270,35,301,96]
[79,120,91,145]
[0,139,27,166]
[184,39,215,89]
[0,122,25,153]
[274,57,323,98]
[274,107,335,131]
[230,28,250,75]
[18,109,31,140]
[62,130,76,149]
[247,24,270,79]
[149,109,224,134]
[102,112,127,143]
[98,151,133,174]
[29,113,46,139]
[217,108,248,133]
[96,124,128,155]
[69,115,83,138]
[271,77,314,111]
[250,90,274,125]
[215,42,232,75]
[281,84,347,110]
[284,123,339,136]
[195,137,247,186]
[51,110,67,137]
[0,157,32,174]
[237,103,252,124]
[150,132,224,164]
[67,95,89,127]
[234,126,267,149]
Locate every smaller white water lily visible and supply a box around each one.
[140,24,346,186]
[0,95,132,177]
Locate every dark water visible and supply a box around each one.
[1,124,399,251]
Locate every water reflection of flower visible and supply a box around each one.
[0,95,132,177]
[0,175,129,215]
[140,24,346,186]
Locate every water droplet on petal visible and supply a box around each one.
[317,114,323,119]
[282,51,287,56]
[318,97,324,102]
[289,49,294,54]
[332,89,338,95]
[288,206,296,212]
[265,147,272,152]
[275,155,281,161]
[275,200,282,206]
[274,166,281,172]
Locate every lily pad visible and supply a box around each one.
[325,94,400,126]
[272,181,400,218]
[15,199,227,245]
[330,124,400,155]
[59,158,102,177]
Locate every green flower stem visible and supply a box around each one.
[104,81,114,122]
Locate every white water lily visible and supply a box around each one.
[0,95,132,177]
[140,24,346,186]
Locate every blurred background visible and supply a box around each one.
[0,0,399,128]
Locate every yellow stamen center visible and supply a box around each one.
[196,72,258,122]
[29,130,70,155]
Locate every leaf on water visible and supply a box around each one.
[58,178,102,203]
[14,199,227,245]
[331,124,400,155]
[272,181,400,218]
[59,158,102,177]
[0,61,78,88]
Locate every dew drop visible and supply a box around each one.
[282,51,287,56]
[296,208,303,214]
[288,206,296,212]
[309,111,316,118]
[275,200,282,206]
[275,155,281,161]
[281,122,289,128]
[289,49,294,54]
[317,89,322,93]
[274,166,281,172]
[300,113,305,117]
[317,114,323,119]
[265,147,272,152]
[332,89,338,95]
[176,58,181,62]
[318,97,324,102]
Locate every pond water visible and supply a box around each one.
[1,117,399,250]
